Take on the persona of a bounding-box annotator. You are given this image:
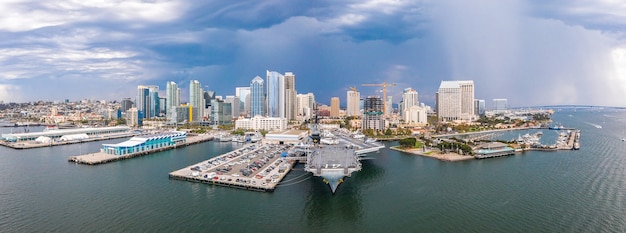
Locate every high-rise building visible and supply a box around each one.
[404,105,427,125]
[166,81,180,121]
[189,80,204,122]
[236,87,250,117]
[136,85,158,119]
[126,107,139,126]
[347,90,361,117]
[386,96,393,115]
[284,72,297,121]
[474,99,486,116]
[225,96,240,118]
[330,97,340,117]
[148,87,160,118]
[136,85,149,119]
[459,81,475,120]
[250,76,265,117]
[211,99,232,125]
[266,70,285,118]
[297,93,315,120]
[402,88,419,117]
[492,98,508,114]
[363,96,384,130]
[120,98,133,113]
[436,80,475,122]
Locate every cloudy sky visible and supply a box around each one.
[1,0,626,107]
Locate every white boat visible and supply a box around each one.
[232,135,246,143]
[216,133,232,142]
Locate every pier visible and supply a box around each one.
[169,143,294,192]
[1,126,135,149]
[68,134,213,165]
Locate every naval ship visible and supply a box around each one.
[298,116,384,193]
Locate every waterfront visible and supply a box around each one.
[1,110,625,232]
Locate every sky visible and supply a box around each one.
[1,0,626,108]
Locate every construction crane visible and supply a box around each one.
[349,86,358,117]
[362,81,397,115]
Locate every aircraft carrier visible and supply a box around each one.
[299,123,385,193]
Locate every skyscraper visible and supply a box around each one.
[363,96,384,130]
[284,72,297,121]
[136,85,149,119]
[166,81,180,121]
[189,80,204,122]
[148,86,160,118]
[136,85,158,119]
[386,96,393,115]
[236,87,250,117]
[330,97,340,117]
[297,93,315,120]
[436,80,475,122]
[474,99,486,116]
[459,80,475,120]
[347,89,361,117]
[250,76,265,117]
[402,88,419,117]
[225,95,240,118]
[120,98,133,113]
[266,70,285,118]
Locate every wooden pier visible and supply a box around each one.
[68,134,214,165]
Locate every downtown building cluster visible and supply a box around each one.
[121,70,316,132]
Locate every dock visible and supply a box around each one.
[68,134,213,165]
[1,132,138,149]
[168,143,294,192]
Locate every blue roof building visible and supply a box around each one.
[102,131,186,156]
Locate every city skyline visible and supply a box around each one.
[1,1,626,107]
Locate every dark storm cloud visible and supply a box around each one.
[0,0,625,107]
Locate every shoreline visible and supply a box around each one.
[390,146,475,162]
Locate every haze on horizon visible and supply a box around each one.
[0,0,625,108]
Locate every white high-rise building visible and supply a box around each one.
[402,88,419,117]
[436,80,475,122]
[284,72,297,121]
[459,80,475,120]
[189,80,204,122]
[386,96,393,115]
[404,106,427,125]
[166,81,180,121]
[347,90,361,117]
[297,93,315,120]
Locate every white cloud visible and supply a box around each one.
[0,0,186,32]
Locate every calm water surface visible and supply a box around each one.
[1,110,625,232]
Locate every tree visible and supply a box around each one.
[385,128,392,136]
[399,137,417,148]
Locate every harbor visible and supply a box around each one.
[69,133,213,165]
[169,128,385,193]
